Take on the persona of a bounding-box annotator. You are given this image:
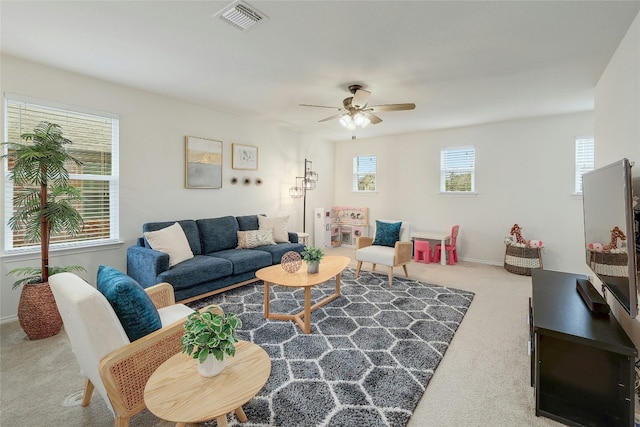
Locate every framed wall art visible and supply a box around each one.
[185,136,223,189]
[232,143,258,170]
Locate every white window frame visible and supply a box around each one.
[574,136,594,195]
[440,146,476,193]
[353,155,377,193]
[3,93,120,254]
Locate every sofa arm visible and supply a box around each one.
[356,236,374,250]
[288,231,299,243]
[99,317,184,421]
[145,282,176,309]
[126,245,169,288]
[394,241,413,265]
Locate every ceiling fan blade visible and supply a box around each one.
[318,113,346,123]
[368,103,416,112]
[299,103,341,110]
[351,89,371,109]
[364,112,383,124]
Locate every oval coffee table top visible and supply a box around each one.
[144,340,271,424]
[256,255,350,287]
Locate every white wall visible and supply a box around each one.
[593,12,640,344]
[0,55,333,321]
[334,112,593,273]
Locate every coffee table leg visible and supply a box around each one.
[264,281,270,319]
[335,272,341,295]
[304,287,311,334]
[235,407,248,422]
[216,414,228,427]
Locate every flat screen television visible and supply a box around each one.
[582,158,639,318]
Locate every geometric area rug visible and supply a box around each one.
[187,267,475,427]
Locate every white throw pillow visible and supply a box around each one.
[144,222,194,267]
[258,215,290,243]
[237,229,276,249]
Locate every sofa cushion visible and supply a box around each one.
[157,255,233,291]
[253,242,305,264]
[144,222,194,267]
[237,229,276,249]
[210,249,272,275]
[373,220,402,247]
[258,215,290,243]
[236,215,260,231]
[143,220,202,256]
[96,265,162,341]
[197,216,240,254]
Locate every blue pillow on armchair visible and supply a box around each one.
[372,221,402,247]
[97,265,162,341]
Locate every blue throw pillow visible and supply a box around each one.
[372,221,402,247]
[97,265,162,341]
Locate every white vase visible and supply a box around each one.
[307,260,319,274]
[197,353,226,377]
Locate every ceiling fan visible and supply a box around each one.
[300,84,416,133]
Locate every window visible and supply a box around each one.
[353,155,376,192]
[574,136,594,194]
[440,146,475,192]
[3,94,119,252]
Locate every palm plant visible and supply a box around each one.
[2,122,85,288]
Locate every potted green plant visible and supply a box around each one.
[181,306,242,377]
[1,122,85,340]
[301,246,324,274]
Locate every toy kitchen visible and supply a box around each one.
[314,206,369,247]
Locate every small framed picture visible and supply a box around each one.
[185,136,223,189]
[232,143,258,170]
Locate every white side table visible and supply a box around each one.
[297,232,309,245]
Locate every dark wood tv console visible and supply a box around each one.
[530,269,637,426]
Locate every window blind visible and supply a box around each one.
[440,147,475,192]
[3,95,119,251]
[353,155,376,191]
[575,137,594,194]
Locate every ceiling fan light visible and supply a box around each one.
[339,115,352,128]
[361,116,371,128]
[353,112,366,126]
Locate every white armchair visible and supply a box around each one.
[355,220,412,286]
[49,272,194,427]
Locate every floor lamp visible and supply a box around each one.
[289,158,318,233]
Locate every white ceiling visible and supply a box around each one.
[2,1,639,141]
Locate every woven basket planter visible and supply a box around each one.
[17,282,63,340]
[589,251,628,277]
[504,244,543,276]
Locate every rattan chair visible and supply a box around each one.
[49,272,194,427]
[355,220,412,286]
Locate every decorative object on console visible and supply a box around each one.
[185,136,222,189]
[181,305,242,377]
[232,143,258,170]
[289,158,318,232]
[281,251,303,273]
[301,246,324,274]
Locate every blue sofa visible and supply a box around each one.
[127,215,304,302]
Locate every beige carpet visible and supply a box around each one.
[0,246,561,426]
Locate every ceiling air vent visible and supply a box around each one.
[217,1,266,31]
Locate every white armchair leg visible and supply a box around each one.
[388,267,394,286]
[402,265,409,277]
[356,261,362,277]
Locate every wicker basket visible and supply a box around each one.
[504,243,543,276]
[589,251,628,277]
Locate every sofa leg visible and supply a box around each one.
[371,263,376,272]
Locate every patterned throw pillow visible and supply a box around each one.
[237,229,276,249]
[372,220,402,247]
[97,265,162,342]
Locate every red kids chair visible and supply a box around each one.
[433,225,459,265]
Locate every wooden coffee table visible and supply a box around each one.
[144,340,270,427]
[256,255,350,334]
